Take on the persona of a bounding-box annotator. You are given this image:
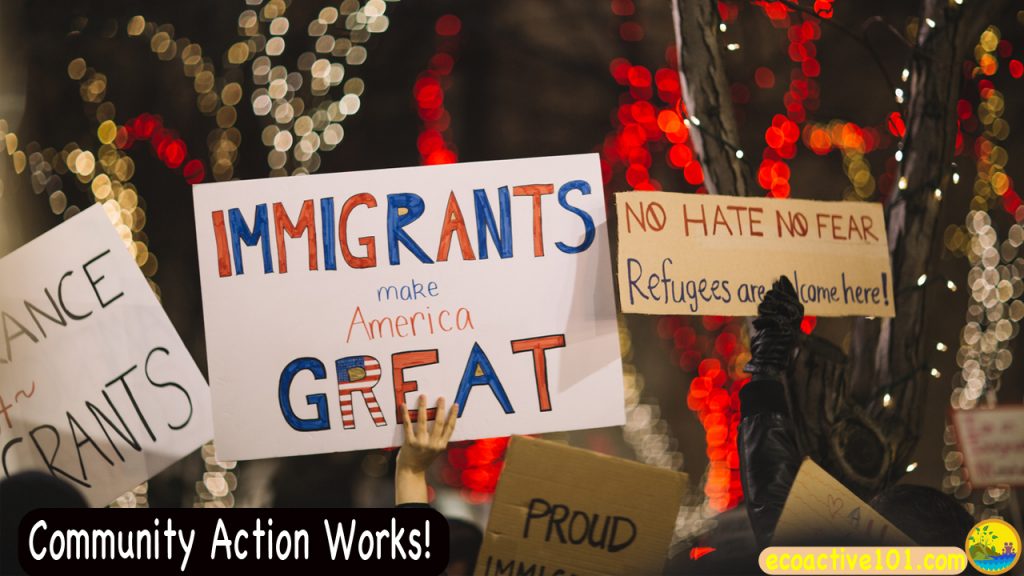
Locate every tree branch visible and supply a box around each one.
[671,0,754,196]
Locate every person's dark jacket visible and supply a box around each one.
[737,377,802,548]
[737,276,805,549]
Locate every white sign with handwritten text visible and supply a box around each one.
[953,407,1024,487]
[193,154,624,460]
[0,205,212,506]
[773,459,915,545]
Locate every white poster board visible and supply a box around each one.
[953,406,1024,487]
[193,154,623,460]
[0,205,212,506]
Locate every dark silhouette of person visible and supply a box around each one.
[740,276,976,547]
[0,471,88,575]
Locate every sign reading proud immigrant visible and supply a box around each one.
[193,154,624,460]
[476,436,687,576]
[0,205,213,506]
[616,192,895,317]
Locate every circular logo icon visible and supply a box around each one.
[966,518,1021,575]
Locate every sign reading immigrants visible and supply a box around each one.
[193,154,624,460]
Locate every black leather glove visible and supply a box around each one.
[744,275,804,380]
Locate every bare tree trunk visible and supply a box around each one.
[671,0,754,197]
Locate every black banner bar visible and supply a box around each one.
[17,507,448,574]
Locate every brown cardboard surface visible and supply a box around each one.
[772,458,915,545]
[474,436,688,576]
[616,192,895,317]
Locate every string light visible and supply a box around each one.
[414,14,461,165]
[413,14,502,500]
[602,0,753,526]
[603,0,708,526]
[122,2,398,178]
[5,0,405,505]
[918,273,928,286]
[906,462,918,472]
[194,443,239,508]
[943,24,1020,520]
[619,318,705,548]
[799,118,885,201]
[755,12,826,199]
[0,53,179,506]
[936,342,948,352]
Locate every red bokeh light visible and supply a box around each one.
[800,316,817,334]
[754,67,775,89]
[683,160,704,185]
[620,22,645,42]
[813,0,834,18]
[161,139,187,169]
[627,65,652,88]
[997,39,1013,58]
[1010,60,1023,79]
[887,112,906,139]
[435,14,461,36]
[182,159,205,184]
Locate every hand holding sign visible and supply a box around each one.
[395,395,458,505]
[398,395,459,473]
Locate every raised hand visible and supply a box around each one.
[395,395,458,505]
[745,275,804,380]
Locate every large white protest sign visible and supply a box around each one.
[0,205,212,506]
[193,154,623,460]
[617,192,895,317]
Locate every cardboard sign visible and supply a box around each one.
[952,406,1024,487]
[0,205,212,506]
[772,458,914,545]
[475,436,687,576]
[616,192,895,317]
[193,154,624,460]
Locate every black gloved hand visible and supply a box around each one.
[744,275,804,380]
